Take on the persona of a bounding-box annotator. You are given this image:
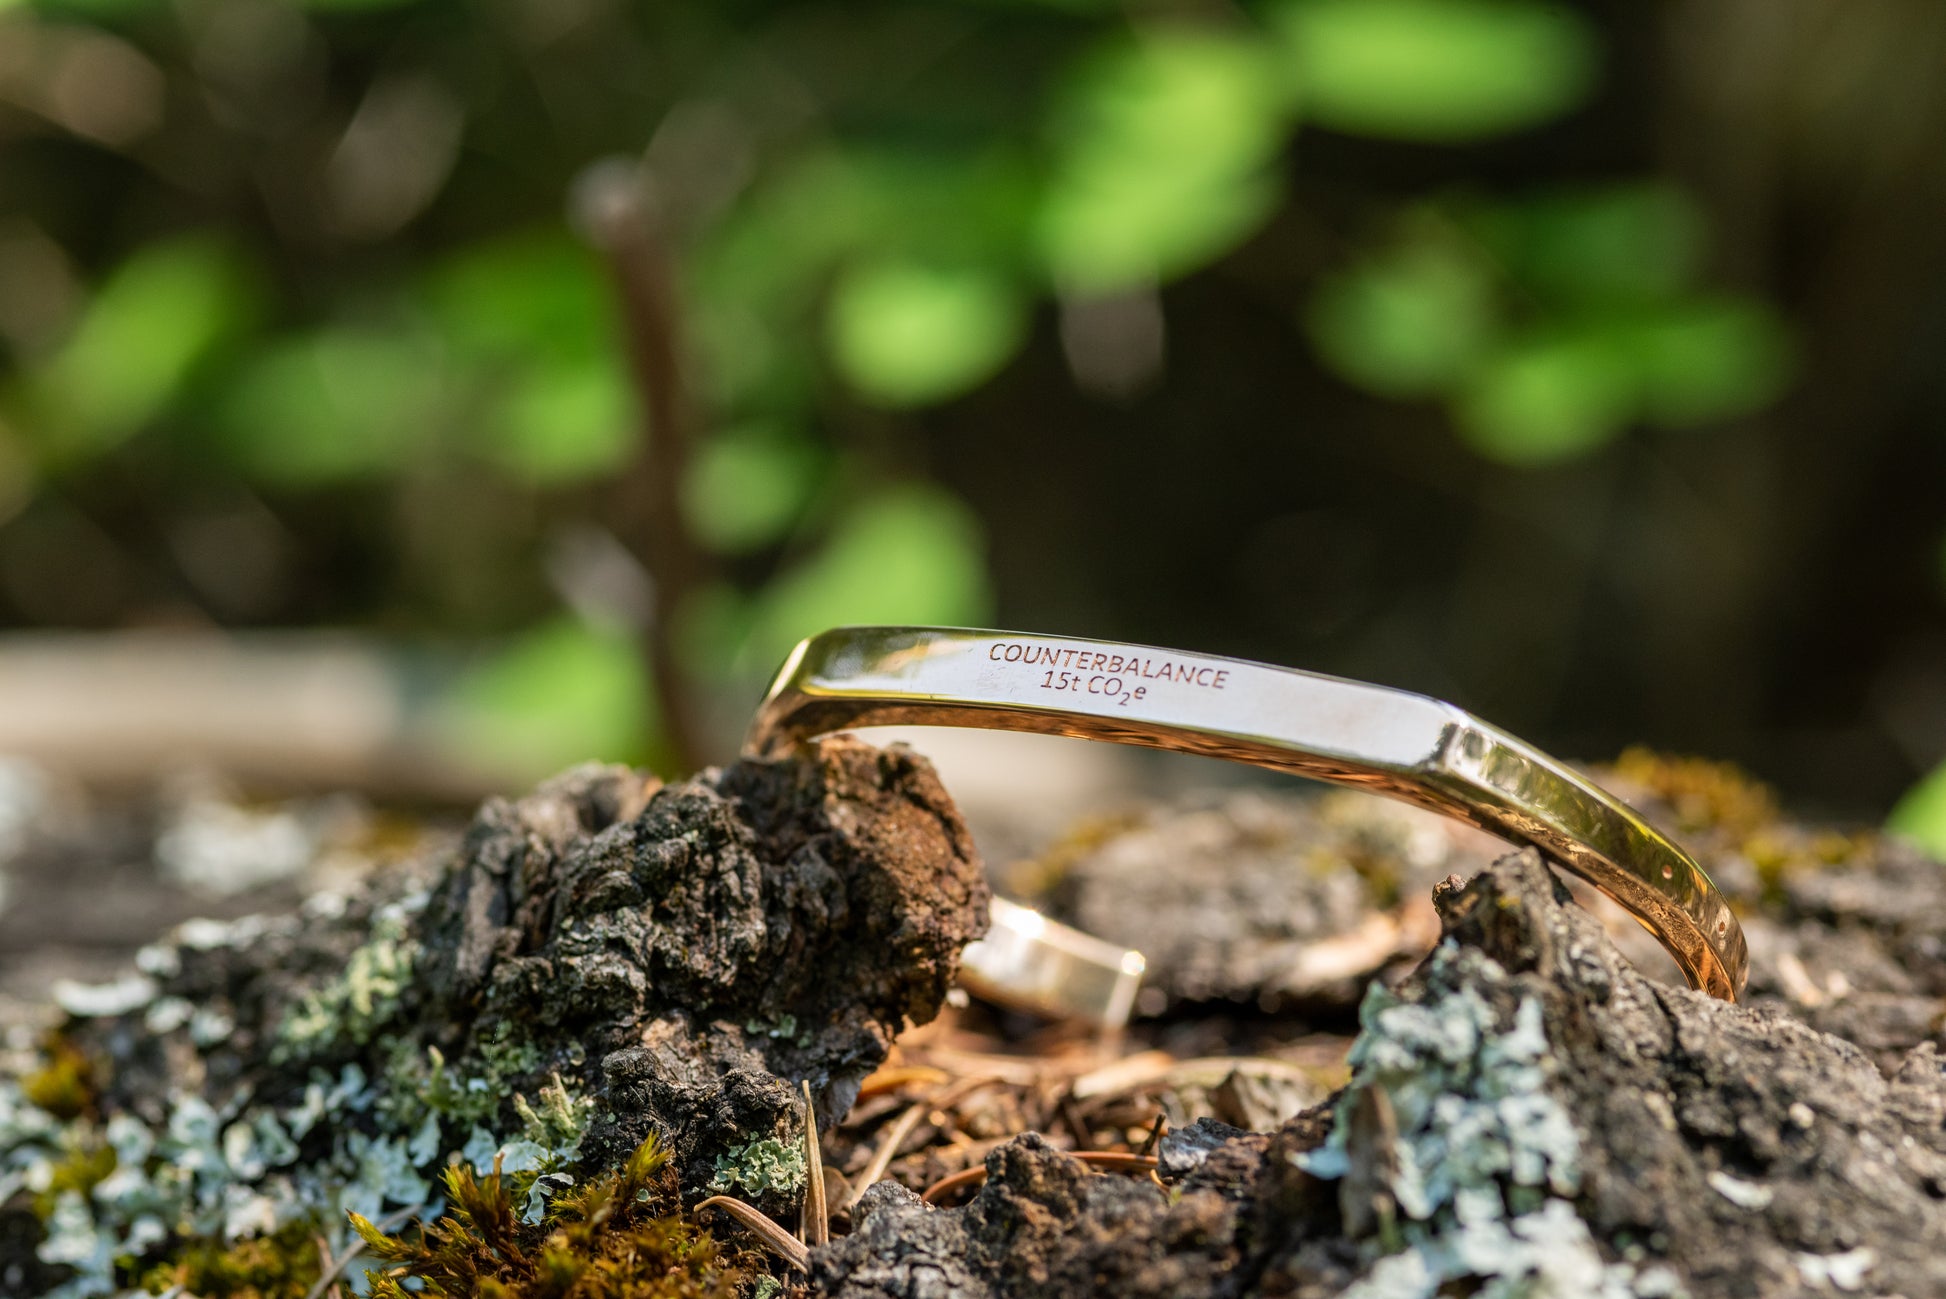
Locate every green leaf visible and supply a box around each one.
[826,261,1028,408]
[1454,330,1634,465]
[695,148,1036,324]
[691,147,1038,412]
[1624,299,1792,427]
[31,236,253,464]
[426,232,611,366]
[1306,235,1499,397]
[1449,299,1791,465]
[1889,761,1946,860]
[1037,169,1281,297]
[297,0,428,11]
[1037,26,1291,291]
[747,484,991,671]
[1479,183,1703,307]
[479,355,635,485]
[24,0,158,16]
[214,327,444,484]
[681,425,822,554]
[439,617,653,778]
[423,234,637,483]
[839,150,1040,270]
[1273,0,1597,142]
[961,0,1122,10]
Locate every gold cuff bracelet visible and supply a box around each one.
[744,626,1747,1004]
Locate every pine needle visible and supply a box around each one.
[799,1079,828,1247]
[694,1197,809,1273]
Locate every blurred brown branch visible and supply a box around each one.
[578,161,712,775]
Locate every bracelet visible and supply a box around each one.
[744,626,1747,1003]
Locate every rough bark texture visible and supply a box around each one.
[1,736,989,1299]
[412,738,990,1175]
[1030,791,1473,1012]
[9,745,1946,1299]
[818,850,1946,1299]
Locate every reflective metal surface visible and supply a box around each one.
[745,626,1748,1002]
[958,897,1147,1028]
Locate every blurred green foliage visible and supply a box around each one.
[442,615,660,776]
[827,261,1027,407]
[1036,26,1289,292]
[1888,764,1946,859]
[1308,185,1792,466]
[1275,0,1596,141]
[0,0,1802,777]
[27,237,256,466]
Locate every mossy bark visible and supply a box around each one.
[1,737,988,1296]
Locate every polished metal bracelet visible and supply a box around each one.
[744,626,1747,1004]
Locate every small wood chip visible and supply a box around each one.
[1069,1050,1176,1099]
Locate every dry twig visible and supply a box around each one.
[845,1074,1004,1210]
[577,163,710,772]
[857,1064,952,1100]
[847,1100,929,1210]
[921,1150,1161,1203]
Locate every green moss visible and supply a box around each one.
[138,1220,323,1298]
[21,1037,95,1121]
[1611,747,1864,905]
[352,1135,740,1299]
[30,1136,116,1221]
[1610,747,1776,837]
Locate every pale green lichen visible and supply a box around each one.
[272,904,419,1063]
[742,1014,811,1047]
[705,1137,805,1198]
[3,1078,327,1298]
[7,1065,451,1296]
[1301,942,1684,1299]
[375,1023,546,1131]
[0,894,509,1296]
[0,885,636,1293]
[515,1073,594,1153]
